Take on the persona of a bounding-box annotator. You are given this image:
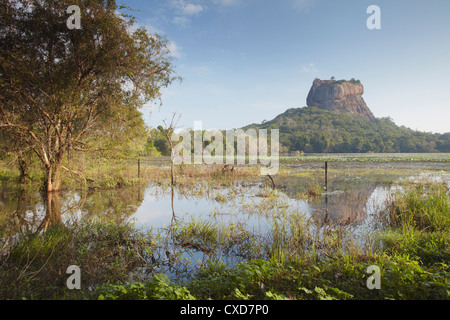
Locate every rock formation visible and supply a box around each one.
[306,78,375,121]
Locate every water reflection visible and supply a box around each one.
[35,191,65,234]
[0,187,42,236]
[0,185,145,240]
[313,185,378,225]
[78,187,145,224]
[1,169,448,242]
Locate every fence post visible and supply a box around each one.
[325,161,328,192]
[138,159,141,178]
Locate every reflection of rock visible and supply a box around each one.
[311,185,378,225]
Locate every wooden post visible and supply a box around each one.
[138,159,141,178]
[324,161,328,192]
[267,174,276,190]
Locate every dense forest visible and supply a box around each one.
[144,106,450,157]
[7,106,446,162]
[242,107,450,154]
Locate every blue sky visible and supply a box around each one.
[121,0,450,134]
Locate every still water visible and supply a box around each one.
[1,163,449,279]
[1,164,449,240]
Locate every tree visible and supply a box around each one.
[158,113,181,186]
[436,133,450,153]
[152,128,171,156]
[0,0,179,191]
[0,131,36,182]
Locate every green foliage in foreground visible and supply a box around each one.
[95,253,448,300]
[380,183,450,266]
[1,182,448,300]
[0,223,155,300]
[97,274,196,300]
[95,183,449,301]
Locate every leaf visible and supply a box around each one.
[314,287,335,300]
[299,287,313,294]
[313,265,321,273]
[265,291,288,300]
[232,288,252,300]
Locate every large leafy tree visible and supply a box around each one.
[0,0,178,191]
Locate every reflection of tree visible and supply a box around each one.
[0,187,42,237]
[1,186,146,240]
[35,192,65,234]
[79,187,145,224]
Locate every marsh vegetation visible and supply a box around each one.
[0,156,448,300]
[1,0,448,303]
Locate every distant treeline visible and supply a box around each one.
[140,106,450,157]
[242,107,450,154]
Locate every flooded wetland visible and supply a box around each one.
[1,156,449,300]
[2,0,450,305]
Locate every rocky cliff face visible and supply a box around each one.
[306,78,375,121]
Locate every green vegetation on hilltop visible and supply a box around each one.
[244,107,450,154]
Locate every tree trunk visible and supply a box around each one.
[53,158,63,191]
[44,165,53,192]
[43,156,64,192]
[17,153,29,183]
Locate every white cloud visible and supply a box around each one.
[166,41,183,59]
[179,63,214,74]
[212,0,240,6]
[172,16,190,27]
[169,0,205,28]
[171,0,204,15]
[292,0,317,11]
[142,23,163,35]
[183,3,204,15]
[300,62,319,74]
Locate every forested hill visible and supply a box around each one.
[242,106,450,154]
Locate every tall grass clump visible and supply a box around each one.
[387,183,449,232]
[380,182,450,265]
[0,222,155,300]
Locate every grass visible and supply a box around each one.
[379,182,450,265]
[387,183,449,232]
[0,155,265,191]
[93,181,450,300]
[280,153,450,163]
[1,153,446,193]
[0,222,157,300]
[1,180,448,300]
[0,154,449,300]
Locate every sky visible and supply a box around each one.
[120,0,450,134]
